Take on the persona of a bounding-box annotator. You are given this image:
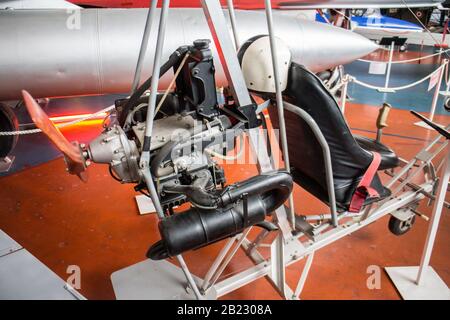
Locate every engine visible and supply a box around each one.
[87,40,239,210]
[77,39,292,258]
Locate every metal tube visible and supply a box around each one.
[264,0,296,228]
[214,261,269,297]
[214,181,433,298]
[201,0,295,240]
[424,126,449,152]
[130,0,157,94]
[201,235,237,291]
[416,144,450,285]
[143,0,171,145]
[139,0,171,219]
[391,141,448,195]
[137,0,203,300]
[294,252,315,298]
[284,102,338,227]
[303,212,361,221]
[385,131,446,190]
[176,255,204,300]
[270,232,287,297]
[208,228,252,289]
[376,128,382,142]
[226,0,240,49]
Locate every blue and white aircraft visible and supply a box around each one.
[315,9,423,34]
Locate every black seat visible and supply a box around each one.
[268,63,399,211]
[354,135,399,170]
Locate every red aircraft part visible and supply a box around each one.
[70,0,283,9]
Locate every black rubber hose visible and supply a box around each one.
[219,170,292,213]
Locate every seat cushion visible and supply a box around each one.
[354,135,399,170]
[267,63,396,211]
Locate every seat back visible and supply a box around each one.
[268,63,377,208]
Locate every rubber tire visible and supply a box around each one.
[0,104,19,158]
[388,215,416,236]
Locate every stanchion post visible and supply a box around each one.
[416,143,450,285]
[384,41,395,89]
[429,59,447,121]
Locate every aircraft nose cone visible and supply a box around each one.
[290,19,379,72]
[235,10,378,73]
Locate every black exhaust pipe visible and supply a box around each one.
[147,171,293,260]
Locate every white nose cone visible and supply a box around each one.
[293,20,379,72]
[235,11,379,72]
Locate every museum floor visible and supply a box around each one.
[0,102,448,299]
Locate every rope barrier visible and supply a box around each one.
[349,61,447,92]
[0,54,191,137]
[0,104,115,136]
[358,48,450,64]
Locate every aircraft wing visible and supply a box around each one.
[0,0,80,9]
[70,0,444,10]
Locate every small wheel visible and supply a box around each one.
[388,215,416,236]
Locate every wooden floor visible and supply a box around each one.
[0,103,448,300]
[362,47,445,65]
